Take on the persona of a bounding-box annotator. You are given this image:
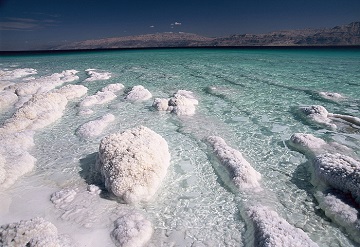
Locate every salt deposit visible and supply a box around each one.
[299,105,336,129]
[55,84,88,100]
[96,126,170,203]
[0,90,18,109]
[111,210,153,247]
[76,114,115,138]
[153,90,198,116]
[319,92,344,101]
[3,92,68,132]
[79,91,117,108]
[101,83,125,93]
[206,136,261,190]
[0,68,37,80]
[124,85,152,102]
[0,217,62,246]
[288,133,327,156]
[329,113,360,126]
[313,153,360,202]
[84,69,111,82]
[245,206,319,247]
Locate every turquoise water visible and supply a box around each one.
[0,48,359,246]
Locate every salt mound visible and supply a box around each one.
[0,217,62,246]
[299,105,336,129]
[152,90,199,116]
[329,113,360,127]
[288,133,327,156]
[0,90,18,109]
[319,92,344,101]
[124,85,152,102]
[76,114,115,138]
[55,84,88,100]
[206,136,261,190]
[96,126,170,203]
[245,206,318,247]
[101,83,125,93]
[79,91,117,108]
[316,191,360,243]
[313,153,360,202]
[0,68,37,80]
[7,70,79,97]
[111,210,153,247]
[3,92,68,132]
[84,69,111,82]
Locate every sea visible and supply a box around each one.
[0,48,359,246]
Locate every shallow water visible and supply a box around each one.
[0,48,359,246]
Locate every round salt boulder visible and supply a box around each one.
[97,126,170,203]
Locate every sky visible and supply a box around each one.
[0,0,360,51]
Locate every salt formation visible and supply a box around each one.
[314,153,360,202]
[152,90,199,116]
[288,133,360,243]
[6,70,79,97]
[79,91,117,108]
[96,126,170,203]
[245,206,319,247]
[206,136,261,190]
[111,210,153,247]
[76,113,115,138]
[0,217,63,246]
[319,91,344,101]
[124,85,152,102]
[55,84,88,100]
[84,69,111,82]
[299,105,336,129]
[316,191,360,243]
[0,68,37,80]
[101,83,124,93]
[3,92,68,132]
[0,90,18,109]
[299,105,360,130]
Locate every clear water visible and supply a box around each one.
[0,48,359,246]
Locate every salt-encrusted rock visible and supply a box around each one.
[55,84,88,100]
[97,126,170,203]
[111,210,153,247]
[2,92,68,132]
[315,191,360,243]
[84,69,111,82]
[313,153,360,202]
[299,105,336,129]
[124,85,152,102]
[245,206,318,247]
[206,136,261,190]
[152,90,198,116]
[0,217,61,247]
[79,91,117,108]
[76,114,115,138]
[101,83,125,93]
[0,68,37,80]
[329,113,360,127]
[288,133,327,156]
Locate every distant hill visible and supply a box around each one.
[55,22,360,50]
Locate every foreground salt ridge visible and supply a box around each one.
[76,113,115,138]
[124,85,152,102]
[288,133,360,243]
[206,136,261,190]
[206,135,318,246]
[96,126,171,204]
[245,206,319,247]
[0,217,72,247]
[299,105,360,130]
[84,69,112,82]
[152,90,199,116]
[111,210,153,247]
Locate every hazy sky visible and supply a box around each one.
[1,0,360,50]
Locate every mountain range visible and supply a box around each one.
[56,22,360,50]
